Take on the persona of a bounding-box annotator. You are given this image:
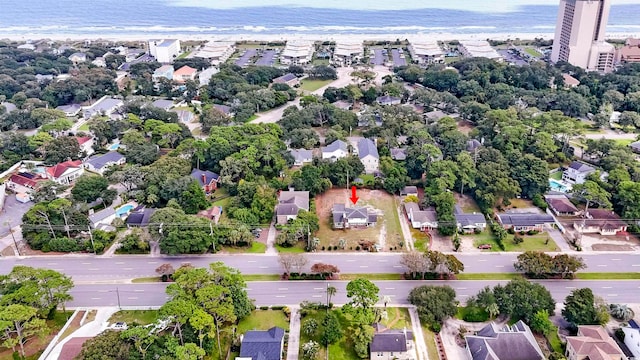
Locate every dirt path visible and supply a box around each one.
[378,224,387,251]
[397,205,414,251]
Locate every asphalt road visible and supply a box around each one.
[3,253,639,282]
[67,280,640,308]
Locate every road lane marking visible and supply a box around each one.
[91,297,101,300]
[347,260,356,262]
[457,287,467,290]
[123,268,133,270]
[314,288,324,290]
[98,290,108,293]
[127,297,138,300]
[632,264,640,267]
[393,265,403,268]
[275,295,285,298]
[378,259,388,262]
[565,287,575,289]
[259,266,269,269]
[385,287,395,290]
[477,259,487,262]
[82,262,91,265]
[248,261,256,263]
[602,287,612,289]
[115,262,125,265]
[47,263,58,265]
[312,295,322,298]
[611,258,621,261]
[147,262,158,264]
[278,288,288,291]
[495,265,504,268]
[134,290,144,292]
[88,268,99,271]
[607,294,618,297]
[597,265,607,267]
[359,266,369,268]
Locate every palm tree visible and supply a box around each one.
[486,303,500,319]
[326,285,337,311]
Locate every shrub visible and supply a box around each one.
[48,237,82,252]
[355,246,361,250]
[513,235,524,244]
[271,305,284,310]
[474,228,482,234]
[507,228,515,234]
[615,328,625,342]
[609,304,634,321]
[462,306,489,322]
[527,230,540,235]
[260,306,269,310]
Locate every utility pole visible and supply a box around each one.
[6,223,20,256]
[209,222,216,253]
[116,287,121,309]
[87,226,96,254]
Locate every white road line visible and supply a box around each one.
[359,265,369,268]
[457,287,467,290]
[565,287,576,289]
[248,260,256,263]
[385,287,395,290]
[378,259,388,262]
[98,290,108,293]
[632,264,640,267]
[88,268,99,271]
[597,265,607,267]
[393,265,403,268]
[312,295,322,298]
[47,263,58,265]
[91,297,101,300]
[259,266,269,269]
[347,260,356,262]
[115,262,125,265]
[607,294,618,297]
[495,265,504,268]
[123,268,133,270]
[134,290,144,292]
[313,288,324,290]
[611,258,621,261]
[147,262,158,264]
[275,295,285,298]
[602,286,612,289]
[278,288,288,291]
[478,259,487,262]
[82,262,91,265]
[127,297,138,300]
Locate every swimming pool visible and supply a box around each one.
[115,204,135,217]
[549,179,571,193]
[108,143,120,151]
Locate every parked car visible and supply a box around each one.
[112,322,128,330]
[477,244,492,250]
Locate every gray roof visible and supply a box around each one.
[497,213,555,227]
[239,327,284,360]
[467,139,482,152]
[322,140,348,154]
[400,186,418,195]
[332,204,377,224]
[376,95,401,105]
[171,109,194,123]
[404,202,420,214]
[629,141,640,151]
[411,209,437,224]
[277,190,310,216]
[390,147,407,160]
[455,212,486,227]
[84,98,123,118]
[466,321,544,360]
[151,99,174,110]
[190,169,219,186]
[357,138,379,160]
[568,161,595,173]
[56,104,82,115]
[273,73,297,84]
[126,208,156,226]
[89,207,116,224]
[290,149,313,163]
[85,151,125,170]
[1,102,17,113]
[213,104,232,115]
[370,330,413,352]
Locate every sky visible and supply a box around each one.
[168,0,640,12]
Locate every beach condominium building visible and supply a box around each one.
[333,42,364,66]
[149,39,181,63]
[408,40,444,65]
[280,41,315,65]
[551,0,615,72]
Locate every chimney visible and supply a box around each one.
[202,173,207,185]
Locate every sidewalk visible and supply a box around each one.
[286,306,301,360]
[408,306,429,360]
[266,222,277,255]
[45,307,119,360]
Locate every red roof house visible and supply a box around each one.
[46,160,84,185]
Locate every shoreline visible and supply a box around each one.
[2,31,639,43]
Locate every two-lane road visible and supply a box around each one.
[2,253,639,281]
[67,280,640,308]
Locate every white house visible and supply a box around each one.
[192,41,235,65]
[357,138,379,173]
[89,207,117,229]
[68,52,87,64]
[408,39,444,65]
[622,320,640,360]
[321,140,348,161]
[563,161,596,185]
[404,202,438,230]
[84,152,126,175]
[83,96,124,119]
[46,160,84,185]
[276,189,310,225]
[148,39,181,63]
[290,149,313,166]
[333,42,363,66]
[76,137,95,156]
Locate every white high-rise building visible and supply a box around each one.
[148,39,181,63]
[551,0,615,72]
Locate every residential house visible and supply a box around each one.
[190,169,220,194]
[56,104,82,117]
[173,65,197,83]
[574,209,627,235]
[400,186,418,197]
[197,206,222,224]
[404,202,438,230]
[454,206,487,233]
[84,151,126,175]
[562,73,581,88]
[563,161,596,185]
[213,104,233,117]
[152,65,174,81]
[68,52,87,64]
[236,327,285,360]
[565,325,627,360]
[496,213,555,232]
[92,57,106,67]
[148,39,181,63]
[126,208,156,227]
[276,189,310,225]
[332,100,351,110]
[467,139,482,153]
[333,42,363,66]
[289,149,313,166]
[76,137,95,156]
[390,147,407,161]
[370,324,414,360]
[618,38,640,63]
[376,95,401,106]
[198,67,219,86]
[89,207,117,229]
[357,138,379,173]
[46,160,84,185]
[629,141,640,154]
[622,320,640,359]
[465,321,544,360]
[332,203,377,229]
[321,140,349,161]
[151,99,174,111]
[545,194,580,216]
[272,73,299,87]
[6,173,46,199]
[17,43,36,51]
[83,96,124,119]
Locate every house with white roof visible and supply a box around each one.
[465,321,544,360]
[198,67,219,86]
[192,41,235,65]
[408,40,444,65]
[333,42,363,66]
[76,136,95,156]
[83,96,124,119]
[148,39,181,63]
[89,207,117,229]
[321,140,349,161]
[280,41,314,65]
[68,52,87,64]
[459,40,503,61]
[356,138,379,173]
[290,149,313,166]
[622,320,640,359]
[152,65,174,82]
[151,99,174,111]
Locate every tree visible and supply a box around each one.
[343,278,379,324]
[278,253,308,274]
[71,175,109,203]
[530,310,554,335]
[196,284,235,358]
[155,263,175,280]
[0,266,74,317]
[609,304,634,321]
[408,285,458,328]
[400,251,431,278]
[43,135,81,164]
[572,180,612,210]
[174,342,206,360]
[562,288,609,327]
[320,312,343,345]
[78,330,131,360]
[350,323,374,359]
[302,340,320,360]
[291,165,332,196]
[179,181,209,214]
[121,326,157,358]
[310,263,340,276]
[493,278,555,323]
[0,304,47,357]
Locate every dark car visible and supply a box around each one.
[477,244,492,250]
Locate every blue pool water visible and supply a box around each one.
[115,204,134,217]
[549,179,568,193]
[108,143,120,151]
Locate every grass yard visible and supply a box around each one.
[108,310,158,326]
[445,56,460,64]
[457,273,523,280]
[473,233,559,252]
[222,241,266,254]
[546,326,564,353]
[243,274,281,281]
[411,228,430,251]
[237,310,290,333]
[422,326,440,360]
[299,309,360,360]
[615,139,633,146]
[550,171,563,180]
[314,188,403,251]
[300,79,333,92]
[58,310,85,342]
[0,311,72,360]
[131,276,162,283]
[381,307,411,329]
[576,272,640,280]
[276,242,306,253]
[506,198,534,209]
[339,273,403,281]
[78,123,90,131]
[524,47,543,58]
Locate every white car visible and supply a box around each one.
[112,322,128,330]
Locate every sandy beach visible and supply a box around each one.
[2,31,639,43]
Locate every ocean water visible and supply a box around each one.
[0,0,639,37]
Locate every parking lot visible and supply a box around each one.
[235,49,257,67]
[255,49,276,66]
[390,49,406,66]
[371,48,386,65]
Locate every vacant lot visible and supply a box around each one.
[237,309,290,333]
[300,79,333,92]
[314,188,403,251]
[108,310,158,326]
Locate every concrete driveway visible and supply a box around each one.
[0,194,33,237]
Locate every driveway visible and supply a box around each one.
[0,194,33,237]
[286,306,300,360]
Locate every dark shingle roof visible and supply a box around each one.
[497,213,555,227]
[546,197,578,213]
[390,147,407,160]
[86,151,125,170]
[370,331,412,352]
[239,327,285,360]
[273,73,297,84]
[568,161,595,173]
[190,169,219,186]
[357,138,379,159]
[126,208,156,226]
[466,321,544,360]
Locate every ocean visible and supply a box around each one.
[0,0,639,38]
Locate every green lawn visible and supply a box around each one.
[339,273,403,281]
[381,307,411,329]
[222,241,266,254]
[246,114,259,122]
[444,56,460,64]
[615,139,633,146]
[422,326,440,360]
[299,309,360,360]
[131,276,162,283]
[576,272,640,280]
[411,229,430,251]
[546,326,564,353]
[300,79,333,92]
[176,51,191,59]
[457,273,523,280]
[78,123,90,132]
[108,310,158,326]
[550,171,563,180]
[472,232,559,252]
[276,242,307,253]
[524,47,542,58]
[237,310,290,333]
[243,274,281,281]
